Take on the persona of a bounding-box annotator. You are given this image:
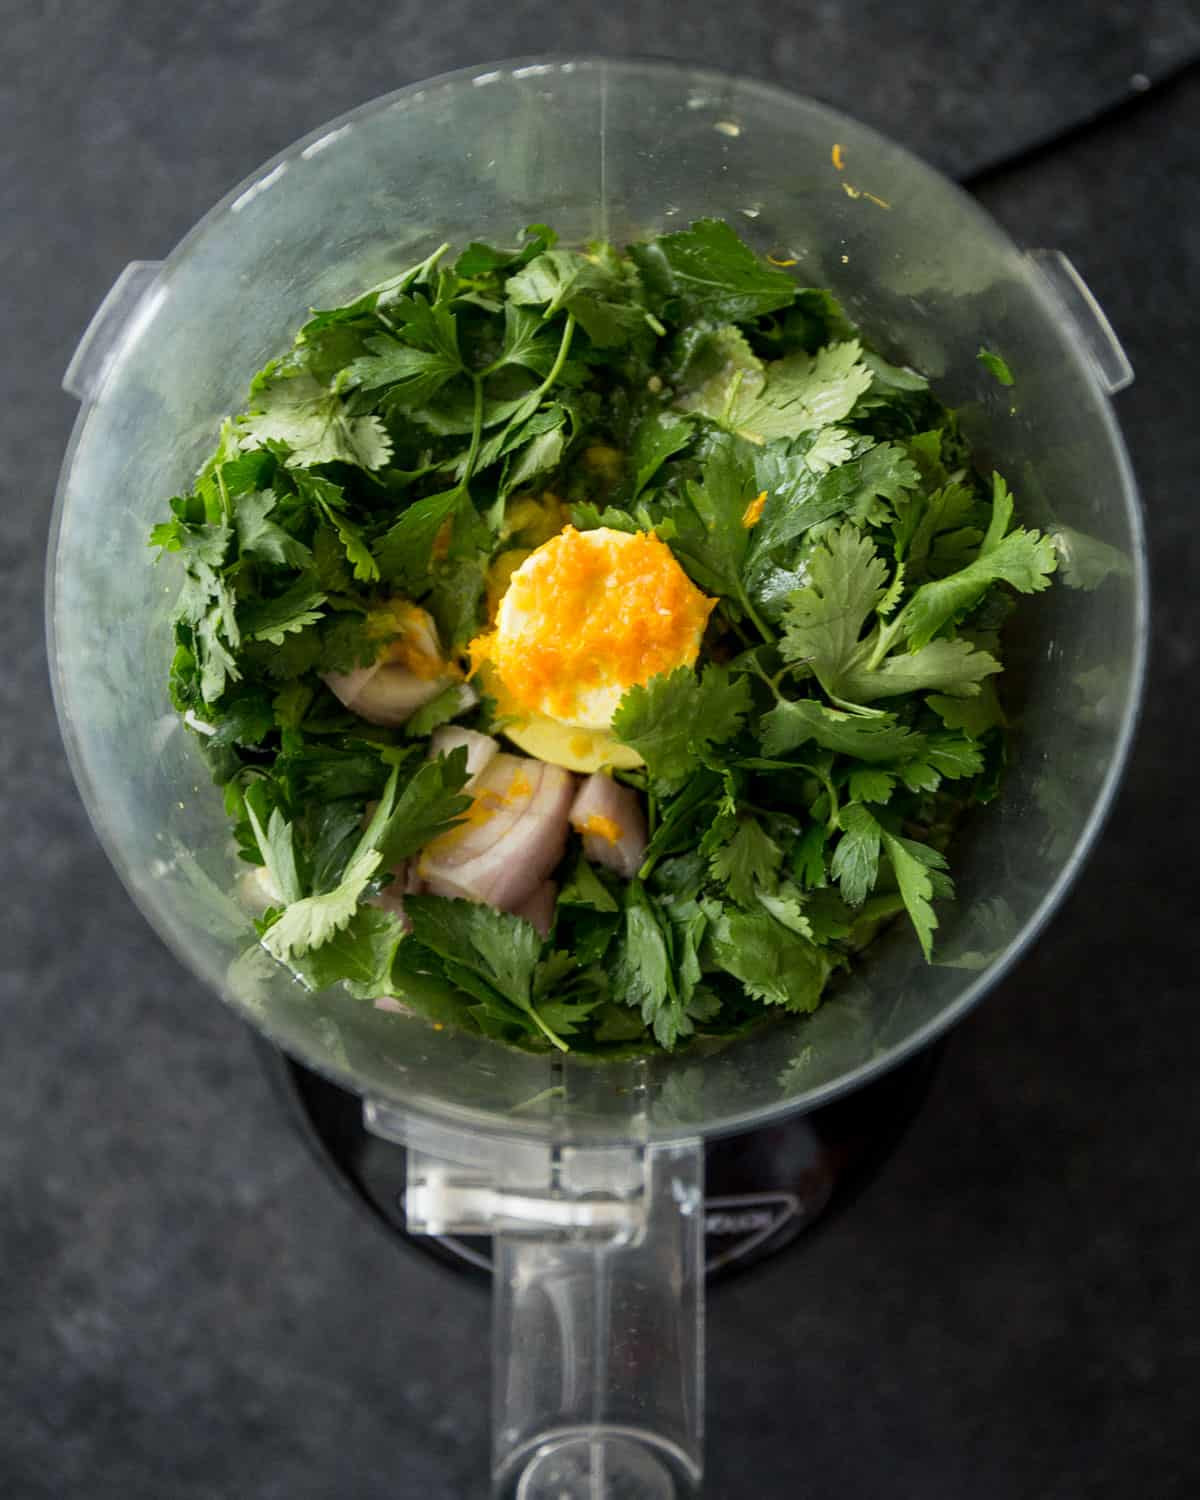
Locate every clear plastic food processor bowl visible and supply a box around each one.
[48,59,1145,1498]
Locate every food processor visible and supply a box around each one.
[48,59,1145,1497]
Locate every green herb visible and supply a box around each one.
[977,347,1014,386]
[151,216,1059,1056]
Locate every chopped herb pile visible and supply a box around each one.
[151,218,1055,1055]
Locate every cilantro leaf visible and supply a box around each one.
[722,342,873,443]
[261,848,382,960]
[896,474,1056,649]
[633,218,796,323]
[779,522,890,690]
[613,665,752,791]
[240,372,392,470]
[1049,526,1130,592]
[926,683,1005,738]
[234,491,313,570]
[778,523,1002,706]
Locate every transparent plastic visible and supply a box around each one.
[48,59,1146,1496]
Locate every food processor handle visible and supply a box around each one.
[366,1104,705,1498]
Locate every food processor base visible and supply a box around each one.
[256,1037,942,1281]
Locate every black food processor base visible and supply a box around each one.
[256,1038,941,1281]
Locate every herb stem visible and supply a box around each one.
[531,312,576,402]
[747,654,785,702]
[215,463,233,524]
[458,375,486,492]
[865,613,905,672]
[735,581,776,646]
[528,1007,570,1053]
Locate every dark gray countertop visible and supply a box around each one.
[4,5,1199,1497]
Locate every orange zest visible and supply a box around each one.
[475,527,716,722]
[831,142,845,171]
[741,490,768,529]
[582,813,623,845]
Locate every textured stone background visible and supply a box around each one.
[3,4,1199,1496]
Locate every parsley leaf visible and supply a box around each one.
[285,907,406,996]
[665,434,756,597]
[244,797,302,905]
[558,854,620,913]
[239,578,327,645]
[830,802,882,907]
[760,698,924,763]
[402,684,475,739]
[632,218,796,323]
[612,884,712,1050]
[374,489,477,591]
[403,894,566,1049]
[372,750,471,864]
[342,332,463,406]
[626,410,692,500]
[490,302,564,376]
[880,828,953,960]
[708,815,781,906]
[506,249,644,347]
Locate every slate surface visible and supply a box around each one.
[3,4,1199,1497]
